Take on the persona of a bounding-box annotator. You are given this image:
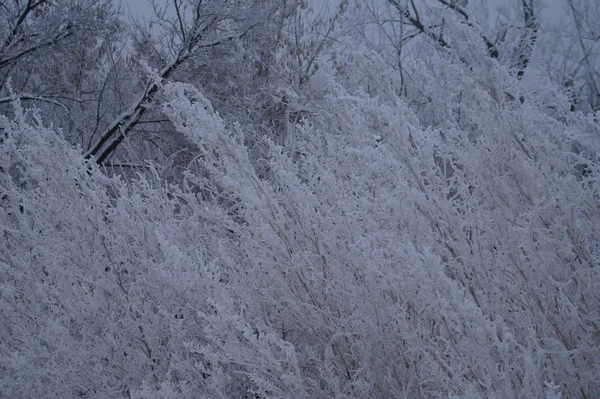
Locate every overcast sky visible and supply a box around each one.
[115,0,164,24]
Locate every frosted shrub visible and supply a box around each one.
[0,102,243,397]
[156,67,599,397]
[1,47,598,398]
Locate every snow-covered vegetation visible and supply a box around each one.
[0,1,598,398]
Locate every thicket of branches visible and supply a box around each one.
[1,1,598,398]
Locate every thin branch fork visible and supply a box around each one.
[0,0,74,70]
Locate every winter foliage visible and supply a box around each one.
[0,0,599,398]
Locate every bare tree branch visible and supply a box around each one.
[0,92,67,110]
